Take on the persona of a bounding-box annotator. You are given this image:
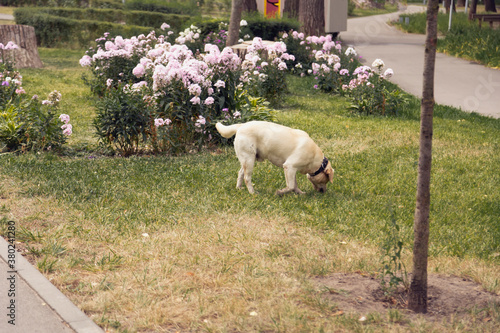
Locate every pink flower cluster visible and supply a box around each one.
[132,39,241,106]
[59,114,72,136]
[0,41,19,50]
[79,31,161,68]
[154,118,172,128]
[240,37,294,84]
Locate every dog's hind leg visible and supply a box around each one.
[240,160,256,194]
[236,167,245,189]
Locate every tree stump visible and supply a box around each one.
[0,25,43,68]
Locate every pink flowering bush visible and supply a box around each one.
[81,31,169,97]
[240,37,294,106]
[340,60,408,116]
[82,28,282,154]
[299,35,409,116]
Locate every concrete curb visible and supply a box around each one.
[0,236,104,333]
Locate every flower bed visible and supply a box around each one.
[80,22,408,155]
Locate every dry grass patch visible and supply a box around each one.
[1,174,499,332]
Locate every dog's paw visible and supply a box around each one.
[276,188,291,196]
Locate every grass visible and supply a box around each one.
[393,11,500,68]
[0,6,14,15]
[0,48,499,332]
[350,3,400,18]
[0,5,14,25]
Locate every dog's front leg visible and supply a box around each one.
[276,165,305,195]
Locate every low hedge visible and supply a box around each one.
[0,0,123,8]
[191,13,301,42]
[245,14,301,41]
[124,0,200,16]
[14,10,159,48]
[14,7,189,31]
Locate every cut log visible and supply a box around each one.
[0,25,43,68]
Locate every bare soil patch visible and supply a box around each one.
[314,272,500,322]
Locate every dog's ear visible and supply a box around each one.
[325,164,334,183]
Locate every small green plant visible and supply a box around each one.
[37,256,58,273]
[379,208,409,297]
[94,82,153,156]
[1,58,72,152]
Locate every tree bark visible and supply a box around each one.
[408,0,439,315]
[284,0,300,19]
[242,0,258,13]
[444,0,456,13]
[299,0,325,36]
[227,0,244,47]
[0,25,43,68]
[469,0,478,19]
[484,0,497,12]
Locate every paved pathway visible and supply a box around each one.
[0,13,14,20]
[341,5,500,119]
[0,237,103,333]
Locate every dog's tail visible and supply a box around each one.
[215,122,243,139]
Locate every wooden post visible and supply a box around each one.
[0,25,43,68]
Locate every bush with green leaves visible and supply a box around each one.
[341,60,410,116]
[303,38,410,116]
[0,90,72,152]
[124,0,200,16]
[81,27,285,155]
[14,7,161,49]
[1,49,71,152]
[94,82,152,156]
[240,38,292,106]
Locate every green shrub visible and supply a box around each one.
[190,13,300,45]
[0,90,71,152]
[90,0,123,9]
[244,12,300,41]
[14,8,161,48]
[124,0,200,16]
[14,7,189,31]
[0,0,88,6]
[94,83,152,156]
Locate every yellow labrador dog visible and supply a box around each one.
[216,121,334,195]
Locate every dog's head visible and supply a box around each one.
[307,160,334,193]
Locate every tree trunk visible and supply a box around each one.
[484,0,497,12]
[284,0,300,19]
[0,25,43,68]
[456,0,465,7]
[227,0,244,47]
[444,0,456,13]
[242,0,258,13]
[408,0,439,315]
[469,0,478,19]
[299,0,325,36]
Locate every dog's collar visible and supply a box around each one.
[309,157,329,177]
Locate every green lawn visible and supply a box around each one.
[1,48,499,332]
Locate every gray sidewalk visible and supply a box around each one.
[0,237,103,333]
[0,13,14,20]
[341,5,500,119]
